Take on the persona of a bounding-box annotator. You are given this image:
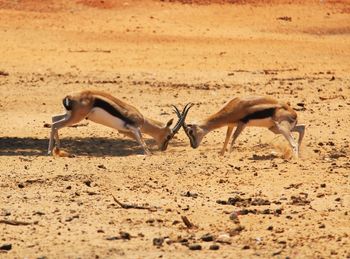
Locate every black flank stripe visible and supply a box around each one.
[240,108,275,123]
[93,98,135,125]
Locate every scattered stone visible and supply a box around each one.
[201,233,214,242]
[272,249,283,256]
[277,16,292,22]
[209,244,220,250]
[319,224,326,229]
[290,195,310,206]
[217,196,271,207]
[153,237,164,246]
[120,231,131,240]
[242,245,250,250]
[229,225,245,236]
[335,197,341,202]
[229,212,239,223]
[33,211,45,216]
[267,226,273,231]
[320,183,326,188]
[18,183,25,188]
[0,71,9,76]
[0,244,12,251]
[98,164,106,170]
[106,236,119,241]
[83,180,92,187]
[216,234,231,244]
[189,244,202,250]
[181,191,198,198]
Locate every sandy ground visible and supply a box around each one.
[0,0,350,258]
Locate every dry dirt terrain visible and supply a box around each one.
[0,0,350,258]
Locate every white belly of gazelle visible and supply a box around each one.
[86,107,128,131]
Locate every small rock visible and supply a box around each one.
[319,224,326,229]
[120,231,130,240]
[153,237,164,246]
[181,191,198,198]
[0,244,12,250]
[98,164,106,170]
[201,233,214,242]
[189,244,202,250]
[320,183,326,188]
[209,244,220,250]
[229,212,239,222]
[229,225,245,236]
[18,183,25,188]
[106,236,119,240]
[267,226,273,231]
[0,71,9,76]
[242,245,250,250]
[83,180,92,187]
[216,234,231,244]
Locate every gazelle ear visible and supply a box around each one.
[166,118,174,128]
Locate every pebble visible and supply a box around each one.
[216,234,231,244]
[201,233,214,242]
[0,244,12,251]
[209,244,220,250]
[189,244,202,250]
[120,231,131,240]
[153,237,164,246]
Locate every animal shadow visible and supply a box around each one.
[0,137,162,157]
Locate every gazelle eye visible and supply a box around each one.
[188,129,193,135]
[167,135,172,140]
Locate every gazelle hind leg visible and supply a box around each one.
[220,125,234,156]
[273,121,299,157]
[126,125,151,155]
[229,122,246,153]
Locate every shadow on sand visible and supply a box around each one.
[0,137,185,157]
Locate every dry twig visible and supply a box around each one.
[112,195,157,212]
[0,219,33,226]
[181,216,194,229]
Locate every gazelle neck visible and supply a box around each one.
[141,117,167,144]
[199,117,225,132]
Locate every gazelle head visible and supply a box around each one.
[173,104,205,149]
[157,107,192,151]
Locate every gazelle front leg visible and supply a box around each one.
[48,114,74,155]
[126,125,151,155]
[51,113,68,149]
[273,121,299,157]
[220,125,234,156]
[292,124,305,149]
[229,122,246,153]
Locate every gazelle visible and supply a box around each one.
[173,97,305,157]
[48,90,189,155]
